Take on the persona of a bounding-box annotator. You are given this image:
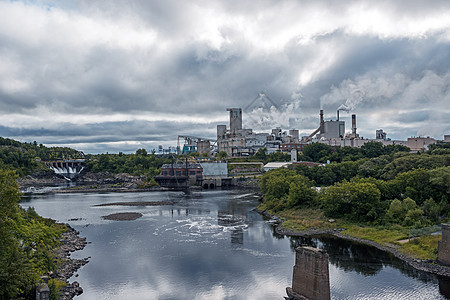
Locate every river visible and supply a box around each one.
[20,188,449,299]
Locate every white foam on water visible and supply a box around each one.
[233,247,285,258]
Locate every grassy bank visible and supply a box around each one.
[260,204,442,261]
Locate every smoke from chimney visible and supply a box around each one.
[336,104,350,121]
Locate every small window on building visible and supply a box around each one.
[190,171,195,175]
[176,171,181,176]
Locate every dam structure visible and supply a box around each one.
[44,159,85,180]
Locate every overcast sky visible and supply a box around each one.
[1,0,449,153]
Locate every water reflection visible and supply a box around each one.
[19,190,448,299]
[288,235,446,293]
[439,276,450,298]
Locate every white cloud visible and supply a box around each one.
[0,0,449,152]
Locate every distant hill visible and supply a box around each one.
[0,137,84,176]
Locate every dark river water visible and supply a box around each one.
[20,189,449,299]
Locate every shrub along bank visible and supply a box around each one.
[0,170,66,299]
[259,146,449,261]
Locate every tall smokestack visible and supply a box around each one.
[227,108,242,135]
[320,110,324,134]
[352,114,357,135]
[337,104,350,122]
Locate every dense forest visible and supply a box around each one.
[0,170,65,298]
[260,142,450,228]
[0,137,170,178]
[84,149,169,178]
[0,137,84,176]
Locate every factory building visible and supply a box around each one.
[177,136,215,155]
[318,120,345,139]
[289,129,299,141]
[227,108,242,135]
[216,107,302,157]
[155,162,203,188]
[209,98,445,158]
[376,129,387,140]
[217,136,246,157]
[245,133,269,148]
[199,162,232,188]
[217,108,247,157]
[310,110,440,152]
[280,142,308,152]
[305,109,346,140]
[407,137,437,152]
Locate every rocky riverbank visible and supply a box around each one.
[256,208,450,279]
[18,170,68,188]
[53,224,89,300]
[233,177,261,188]
[18,171,169,194]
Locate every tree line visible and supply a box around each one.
[84,149,170,178]
[260,142,449,227]
[0,137,170,178]
[0,170,65,298]
[0,137,85,176]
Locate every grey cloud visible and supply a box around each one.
[0,119,217,146]
[0,0,449,152]
[397,111,431,124]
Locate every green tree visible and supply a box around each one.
[387,199,403,222]
[386,197,425,226]
[265,151,290,163]
[357,156,391,178]
[253,148,267,161]
[301,143,333,162]
[217,151,228,160]
[136,148,148,156]
[404,208,424,227]
[361,141,385,158]
[396,169,432,205]
[422,198,440,222]
[260,168,317,211]
[321,180,382,223]
[0,170,29,297]
[0,170,64,298]
[287,177,316,208]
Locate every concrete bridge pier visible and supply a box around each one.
[286,246,330,300]
[438,223,450,266]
